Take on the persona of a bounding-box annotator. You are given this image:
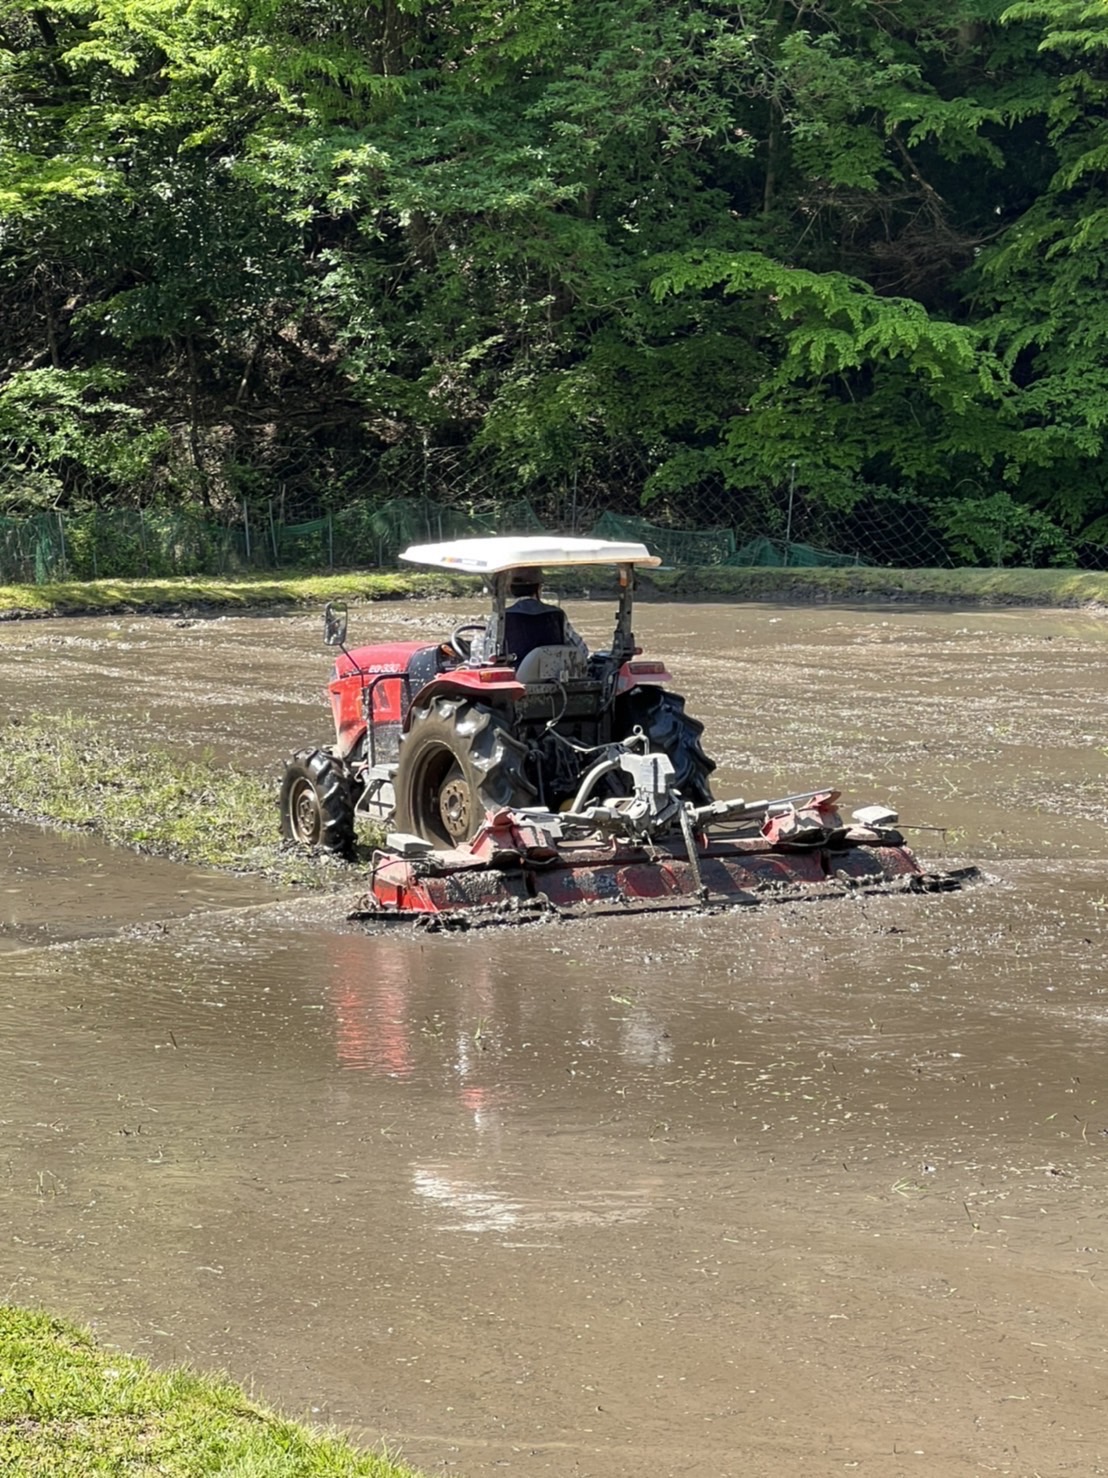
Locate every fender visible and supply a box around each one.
[403,669,525,727]
[614,658,672,697]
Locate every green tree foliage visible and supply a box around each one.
[972,0,1108,539]
[0,367,168,509]
[0,0,1104,557]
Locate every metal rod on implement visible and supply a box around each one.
[569,758,623,813]
[690,789,839,828]
[678,803,708,904]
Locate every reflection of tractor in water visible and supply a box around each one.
[280,535,714,855]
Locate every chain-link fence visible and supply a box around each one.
[0,498,551,584]
[3,477,1106,584]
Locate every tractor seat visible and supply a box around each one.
[503,605,566,663]
[514,644,588,684]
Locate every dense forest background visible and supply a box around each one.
[2,0,1107,567]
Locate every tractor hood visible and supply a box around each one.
[399,535,662,573]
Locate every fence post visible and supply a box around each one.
[268,498,279,566]
[784,462,797,567]
[243,499,251,563]
[328,513,334,571]
[56,509,67,579]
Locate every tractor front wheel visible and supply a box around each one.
[620,688,716,805]
[394,697,535,847]
[279,747,356,857]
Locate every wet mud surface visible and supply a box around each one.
[2,601,1107,1476]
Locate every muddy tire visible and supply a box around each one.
[620,688,716,805]
[394,697,535,847]
[279,747,356,857]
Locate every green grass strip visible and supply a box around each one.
[0,570,481,617]
[0,1305,421,1477]
[0,713,378,886]
[3,563,1108,618]
[647,563,1108,605]
[7,563,1108,617]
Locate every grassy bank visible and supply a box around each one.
[0,1305,419,1477]
[2,564,1107,619]
[0,713,378,885]
[0,569,481,618]
[648,563,1108,606]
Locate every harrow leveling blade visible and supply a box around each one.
[352,801,975,927]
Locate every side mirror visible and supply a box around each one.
[322,601,348,648]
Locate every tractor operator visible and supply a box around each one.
[463,566,588,666]
[504,565,588,662]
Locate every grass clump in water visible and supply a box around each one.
[0,713,377,887]
[0,1304,421,1477]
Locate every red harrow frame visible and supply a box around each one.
[354,744,976,928]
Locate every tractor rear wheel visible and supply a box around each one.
[394,697,535,847]
[279,747,356,857]
[621,688,716,805]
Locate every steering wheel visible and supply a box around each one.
[449,622,487,660]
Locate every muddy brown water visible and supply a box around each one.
[2,600,1107,1476]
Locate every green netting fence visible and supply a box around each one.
[591,514,865,569]
[268,498,546,569]
[0,511,67,583]
[591,512,738,567]
[329,497,545,568]
[0,499,550,583]
[727,535,864,568]
[0,508,247,582]
[0,498,956,586]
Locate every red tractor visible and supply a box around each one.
[279,535,715,856]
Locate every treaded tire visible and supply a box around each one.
[279,747,356,857]
[619,688,716,805]
[395,697,536,847]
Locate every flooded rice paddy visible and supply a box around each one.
[2,599,1107,1476]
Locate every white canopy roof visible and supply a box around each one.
[399,534,661,573]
